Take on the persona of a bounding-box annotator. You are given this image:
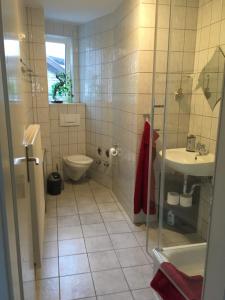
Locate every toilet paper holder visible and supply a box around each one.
[110,145,119,157]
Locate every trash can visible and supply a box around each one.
[47,172,62,195]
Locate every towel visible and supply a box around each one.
[134,121,159,215]
[151,262,203,300]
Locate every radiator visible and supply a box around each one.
[24,124,45,267]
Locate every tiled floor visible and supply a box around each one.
[24,180,156,300]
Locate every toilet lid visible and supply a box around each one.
[66,155,93,165]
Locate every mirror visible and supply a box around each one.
[196,47,225,110]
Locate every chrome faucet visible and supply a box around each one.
[196,143,209,156]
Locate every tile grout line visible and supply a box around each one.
[75,180,98,299]
[56,194,62,300]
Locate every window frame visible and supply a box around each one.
[45,34,74,103]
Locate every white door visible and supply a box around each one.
[0,0,35,297]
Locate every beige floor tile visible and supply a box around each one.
[123,265,153,289]
[76,195,95,203]
[132,288,155,300]
[43,241,58,258]
[105,221,131,234]
[58,225,83,240]
[127,221,146,232]
[77,298,96,300]
[141,247,154,264]
[78,202,99,214]
[57,206,77,217]
[60,273,95,300]
[57,198,76,208]
[24,278,59,300]
[97,292,133,300]
[82,223,107,237]
[116,247,149,267]
[97,203,119,213]
[46,201,56,211]
[110,233,139,249]
[95,193,115,204]
[58,192,75,201]
[88,250,120,271]
[57,215,80,227]
[85,235,113,252]
[46,207,57,217]
[92,269,129,296]
[46,217,57,228]
[134,231,147,246]
[58,238,86,256]
[101,211,125,222]
[44,227,57,242]
[80,213,103,225]
[59,254,90,276]
[63,182,75,191]
[46,194,57,202]
[36,258,58,279]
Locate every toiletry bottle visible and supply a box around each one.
[167,210,175,226]
[186,135,196,152]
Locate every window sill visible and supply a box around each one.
[49,100,79,105]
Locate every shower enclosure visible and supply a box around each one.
[146,0,225,299]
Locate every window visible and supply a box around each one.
[45,35,74,103]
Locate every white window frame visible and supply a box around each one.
[45,34,74,102]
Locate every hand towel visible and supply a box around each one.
[151,262,203,300]
[134,121,159,215]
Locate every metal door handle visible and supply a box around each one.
[14,145,40,182]
[28,157,40,165]
[14,156,39,165]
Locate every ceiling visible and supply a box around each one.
[24,0,123,24]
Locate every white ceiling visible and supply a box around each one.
[24,0,123,24]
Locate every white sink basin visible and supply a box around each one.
[159,148,215,176]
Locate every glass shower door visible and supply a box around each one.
[147,0,225,298]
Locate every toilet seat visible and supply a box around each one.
[63,154,93,181]
[64,155,93,167]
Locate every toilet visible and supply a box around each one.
[63,155,93,181]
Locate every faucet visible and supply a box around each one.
[196,143,209,156]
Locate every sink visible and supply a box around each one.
[159,148,215,177]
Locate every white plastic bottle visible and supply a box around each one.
[167,210,175,226]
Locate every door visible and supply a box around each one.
[0,0,35,296]
[146,0,225,299]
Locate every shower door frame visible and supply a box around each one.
[203,67,225,299]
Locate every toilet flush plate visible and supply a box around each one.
[60,113,80,126]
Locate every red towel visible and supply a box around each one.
[151,262,203,300]
[134,121,159,215]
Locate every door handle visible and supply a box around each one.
[14,146,40,182]
[28,157,40,165]
[14,156,40,165]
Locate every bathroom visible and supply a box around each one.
[0,0,225,299]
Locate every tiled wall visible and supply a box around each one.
[26,8,86,174]
[26,7,51,170]
[112,0,154,220]
[155,1,199,150]
[189,0,224,153]
[189,0,225,239]
[78,14,115,188]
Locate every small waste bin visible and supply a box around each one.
[47,172,62,195]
